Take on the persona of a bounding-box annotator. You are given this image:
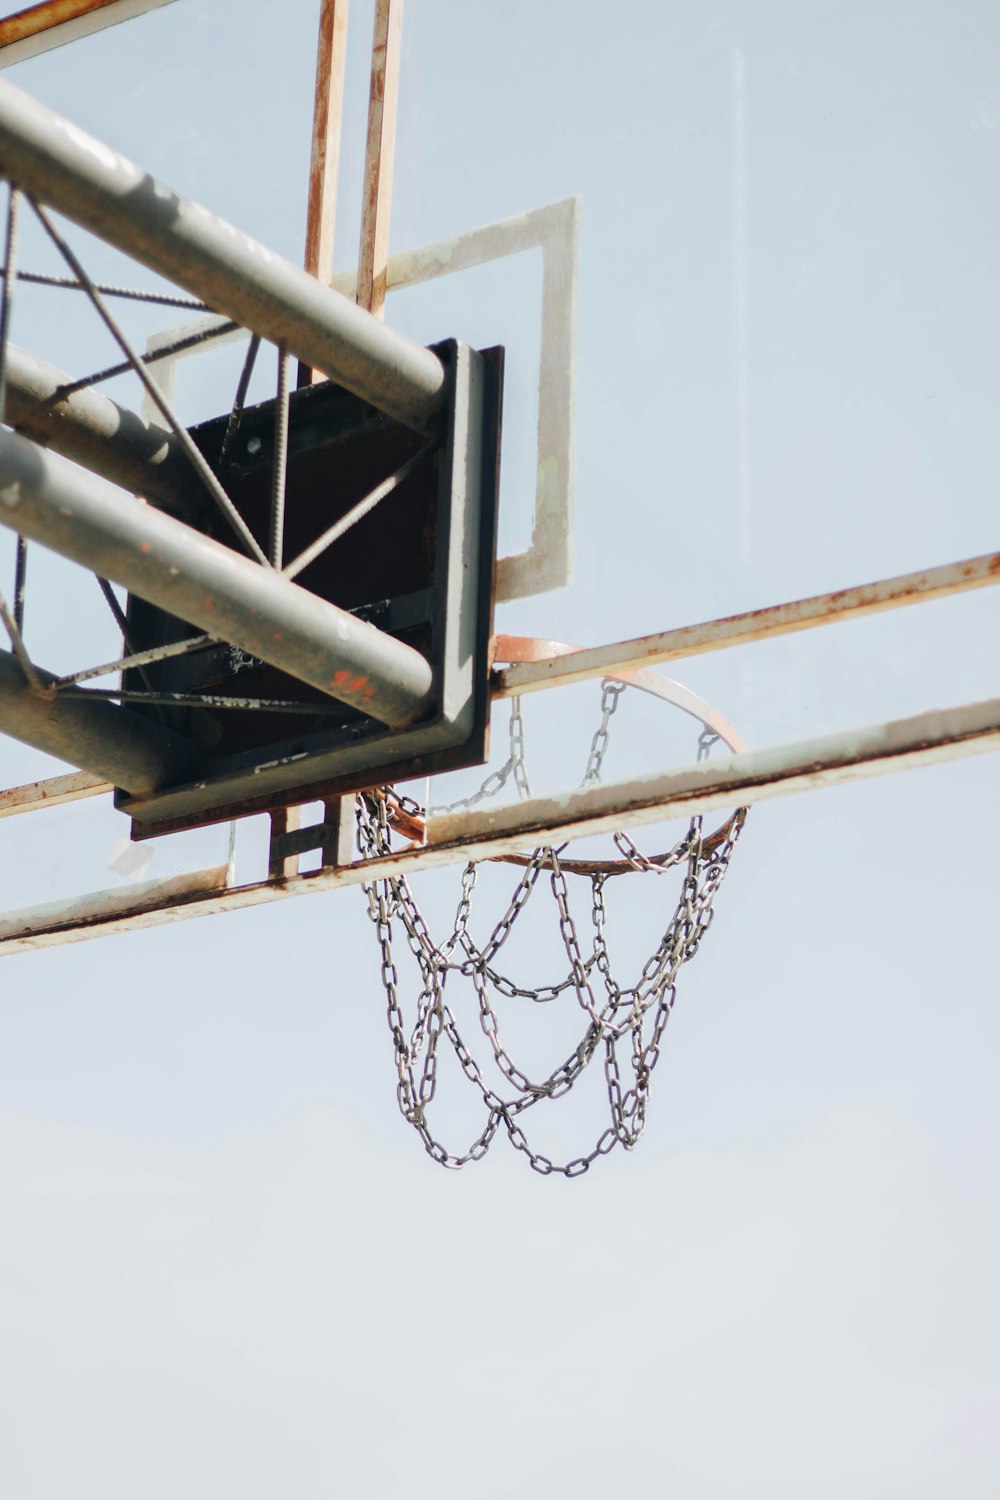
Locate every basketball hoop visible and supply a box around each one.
[357,636,748,1176]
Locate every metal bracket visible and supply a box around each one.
[268,796,356,879]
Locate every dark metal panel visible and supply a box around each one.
[0,429,435,727]
[119,341,502,833]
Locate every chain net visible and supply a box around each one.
[357,680,748,1176]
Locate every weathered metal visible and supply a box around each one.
[32,198,271,566]
[2,695,998,954]
[0,1,177,65]
[55,631,213,688]
[357,0,403,318]
[269,349,291,567]
[62,319,238,403]
[2,340,197,514]
[0,865,229,948]
[0,78,446,430]
[493,634,745,748]
[117,339,500,830]
[394,634,747,875]
[304,0,349,286]
[0,768,108,817]
[0,430,435,727]
[0,580,42,691]
[494,551,1000,697]
[0,644,197,794]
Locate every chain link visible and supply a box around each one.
[357,687,747,1177]
[581,679,626,785]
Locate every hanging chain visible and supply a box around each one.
[581,679,625,785]
[358,683,747,1177]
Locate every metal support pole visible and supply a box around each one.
[0,645,197,795]
[2,340,197,515]
[304,0,349,282]
[0,78,446,432]
[0,431,434,727]
[357,0,403,318]
[301,0,350,387]
[0,182,29,633]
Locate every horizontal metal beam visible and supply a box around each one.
[2,695,998,954]
[0,864,229,948]
[0,78,446,431]
[0,431,434,726]
[4,341,197,515]
[430,697,1000,855]
[0,3,178,65]
[0,645,198,794]
[494,550,1000,697]
[0,768,108,818]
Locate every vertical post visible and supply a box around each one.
[0,183,19,420]
[300,0,350,384]
[357,0,403,318]
[731,45,751,569]
[269,804,302,880]
[0,185,27,631]
[321,795,357,869]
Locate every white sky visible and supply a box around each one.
[1,2,999,1495]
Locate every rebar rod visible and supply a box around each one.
[31,198,270,565]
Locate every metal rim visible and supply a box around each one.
[386,635,747,877]
[492,635,746,752]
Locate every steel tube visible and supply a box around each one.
[0,646,198,794]
[3,341,197,515]
[2,696,999,955]
[0,431,434,726]
[0,78,446,431]
[494,550,1000,697]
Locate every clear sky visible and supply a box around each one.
[1,2,999,1495]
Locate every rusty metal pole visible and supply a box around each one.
[357,0,404,318]
[304,0,350,287]
[300,0,350,385]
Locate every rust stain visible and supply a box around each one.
[0,0,122,49]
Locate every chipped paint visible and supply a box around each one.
[495,549,1000,699]
[2,697,998,954]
